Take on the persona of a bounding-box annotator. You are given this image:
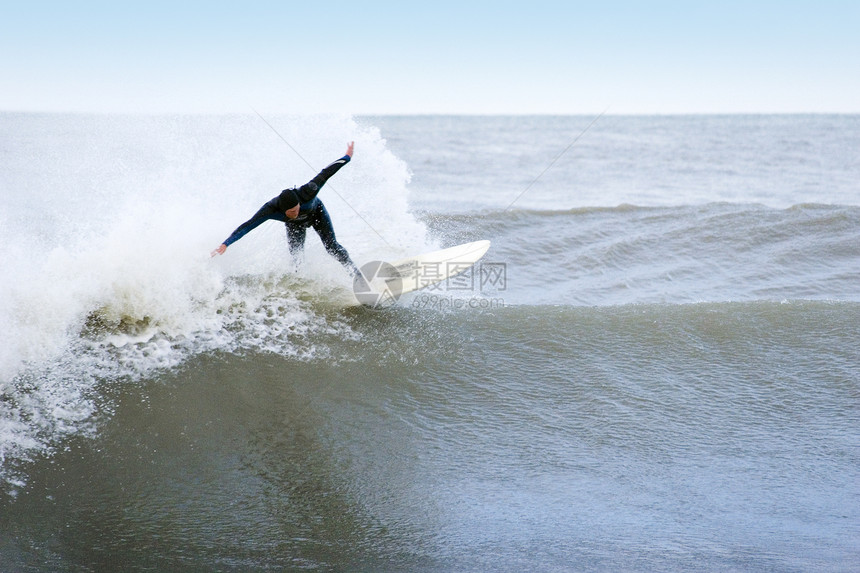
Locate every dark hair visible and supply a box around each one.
[276,189,299,211]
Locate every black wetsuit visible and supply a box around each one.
[221,155,358,273]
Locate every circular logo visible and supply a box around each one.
[353,260,403,308]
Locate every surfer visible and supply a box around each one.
[211,142,359,275]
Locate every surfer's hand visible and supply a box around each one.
[211,244,227,257]
[345,141,354,158]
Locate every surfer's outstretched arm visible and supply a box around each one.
[294,141,355,204]
[211,201,282,256]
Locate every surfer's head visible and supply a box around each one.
[277,189,299,212]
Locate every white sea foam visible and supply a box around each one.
[0,113,432,485]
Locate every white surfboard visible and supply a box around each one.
[353,240,491,308]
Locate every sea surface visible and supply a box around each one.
[1,113,858,571]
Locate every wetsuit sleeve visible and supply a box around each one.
[294,155,351,203]
[222,200,283,247]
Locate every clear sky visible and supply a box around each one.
[1,0,858,114]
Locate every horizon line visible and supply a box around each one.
[2,108,859,118]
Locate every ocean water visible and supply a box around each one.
[1,113,858,571]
